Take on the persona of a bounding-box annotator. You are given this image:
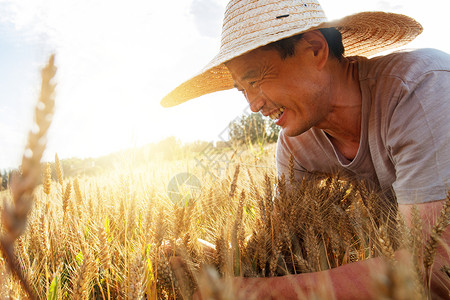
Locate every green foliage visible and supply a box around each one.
[152,136,182,160]
[47,275,59,300]
[76,252,84,266]
[228,112,280,150]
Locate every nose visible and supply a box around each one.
[244,88,265,112]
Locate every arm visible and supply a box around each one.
[398,200,450,299]
[233,257,383,300]
[230,200,449,300]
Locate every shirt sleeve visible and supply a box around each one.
[387,70,450,204]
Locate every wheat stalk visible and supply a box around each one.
[0,54,56,300]
[229,164,240,198]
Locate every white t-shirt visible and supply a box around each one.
[276,48,450,204]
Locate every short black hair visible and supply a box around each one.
[262,27,345,60]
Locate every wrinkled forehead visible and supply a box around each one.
[225,46,278,73]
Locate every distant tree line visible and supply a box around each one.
[0,112,280,186]
[228,112,280,147]
[0,139,219,184]
[1,169,9,190]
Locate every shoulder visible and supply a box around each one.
[359,48,450,121]
[277,128,317,152]
[358,48,450,83]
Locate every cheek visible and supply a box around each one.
[261,83,297,104]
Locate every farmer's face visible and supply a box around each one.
[226,36,332,137]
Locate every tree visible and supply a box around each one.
[153,136,183,160]
[228,112,280,148]
[1,169,8,190]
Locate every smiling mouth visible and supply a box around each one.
[269,107,285,120]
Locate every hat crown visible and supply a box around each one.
[221,0,327,48]
[219,0,327,59]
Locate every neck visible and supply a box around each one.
[320,57,362,159]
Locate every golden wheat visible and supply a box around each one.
[54,153,64,186]
[0,79,448,299]
[0,54,56,300]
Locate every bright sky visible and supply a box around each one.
[0,0,448,169]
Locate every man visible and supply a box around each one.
[162,0,449,298]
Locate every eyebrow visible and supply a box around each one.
[242,70,259,81]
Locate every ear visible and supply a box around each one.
[301,30,329,70]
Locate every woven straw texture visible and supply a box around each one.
[161,0,422,107]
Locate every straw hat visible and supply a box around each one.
[161,0,422,107]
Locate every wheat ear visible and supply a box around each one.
[72,252,96,299]
[54,153,63,185]
[73,178,83,206]
[128,252,146,300]
[423,192,450,288]
[62,182,72,216]
[43,162,51,195]
[0,54,56,300]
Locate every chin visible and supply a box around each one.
[283,128,302,137]
[283,125,310,137]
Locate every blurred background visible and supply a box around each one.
[0,0,448,170]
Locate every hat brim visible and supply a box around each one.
[161,11,422,108]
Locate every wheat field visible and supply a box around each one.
[0,56,449,300]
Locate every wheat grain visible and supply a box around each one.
[16,237,30,274]
[423,192,450,288]
[97,223,111,271]
[156,252,178,298]
[288,154,295,186]
[62,182,72,216]
[409,204,425,280]
[73,178,83,207]
[42,163,51,196]
[215,229,229,277]
[304,226,320,271]
[269,235,282,276]
[72,252,96,299]
[128,251,146,300]
[39,213,50,260]
[54,153,63,186]
[378,225,395,260]
[229,164,240,198]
